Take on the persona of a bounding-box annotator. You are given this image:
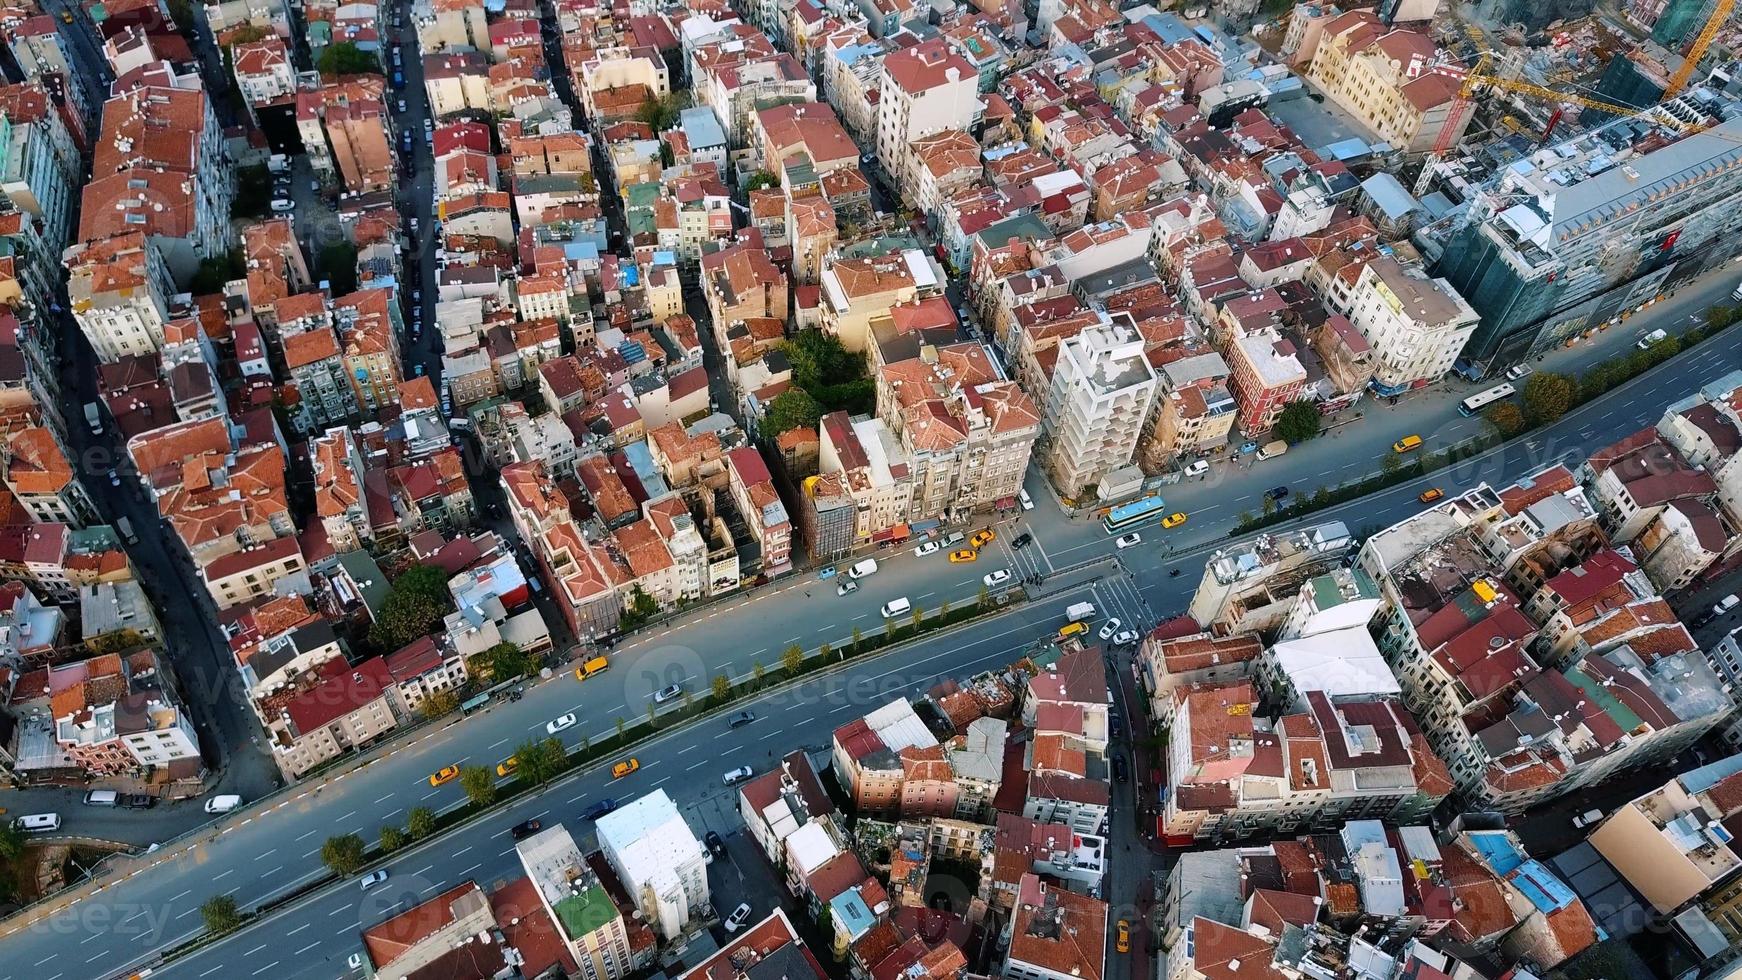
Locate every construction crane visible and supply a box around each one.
[1414,53,1700,194]
[1663,0,1735,99]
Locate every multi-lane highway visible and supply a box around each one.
[15,587,1147,980]
[9,298,1737,979]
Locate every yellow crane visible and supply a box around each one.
[1664,0,1735,98]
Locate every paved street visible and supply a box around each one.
[5,249,1742,977]
[2,589,1139,980]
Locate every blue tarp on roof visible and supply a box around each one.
[1469,832,1526,875]
[1510,860,1577,913]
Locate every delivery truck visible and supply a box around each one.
[84,402,102,434]
[1256,440,1288,460]
[1065,601,1096,622]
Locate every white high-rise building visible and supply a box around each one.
[1347,256,1478,392]
[876,39,980,208]
[1040,324,1159,500]
[595,790,709,940]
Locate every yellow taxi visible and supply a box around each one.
[1419,487,1445,504]
[948,549,978,563]
[1161,512,1187,529]
[1116,919,1131,953]
[496,756,519,778]
[573,654,609,681]
[428,764,461,787]
[612,758,640,779]
[969,527,996,548]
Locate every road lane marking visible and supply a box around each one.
[251,962,279,976]
[294,941,323,955]
[245,943,267,956]
[374,793,394,803]
[287,922,310,936]
[213,869,234,881]
[413,864,434,876]
[460,863,481,876]
[296,829,318,841]
[329,904,354,916]
[33,956,55,966]
[200,966,224,977]
[686,761,706,771]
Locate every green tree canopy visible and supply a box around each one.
[1522,372,1575,426]
[467,641,535,683]
[744,170,779,192]
[379,825,406,853]
[369,564,457,651]
[1272,401,1321,444]
[318,42,382,77]
[635,94,682,131]
[320,833,366,876]
[200,895,242,935]
[459,765,497,805]
[514,738,568,786]
[761,388,824,438]
[406,807,436,840]
[1484,401,1526,437]
[318,242,358,296]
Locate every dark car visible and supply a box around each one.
[510,818,543,840]
[728,711,755,729]
[705,831,726,857]
[1013,532,1034,549]
[583,798,619,822]
[1110,715,1124,739]
[119,793,155,809]
[1112,757,1129,783]
[1265,486,1290,501]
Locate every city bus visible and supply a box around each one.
[1458,383,1517,417]
[1103,495,1168,534]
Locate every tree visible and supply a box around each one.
[977,585,992,609]
[744,170,779,193]
[379,825,407,853]
[578,172,597,194]
[910,607,923,630]
[200,896,242,936]
[468,642,535,684]
[615,717,627,741]
[819,641,833,662]
[317,242,358,296]
[712,674,732,702]
[86,628,147,655]
[459,765,497,806]
[1380,452,1402,476]
[635,94,681,131]
[783,644,804,676]
[190,248,246,293]
[1522,372,1575,426]
[760,388,824,438]
[369,564,456,650]
[938,599,950,618]
[1272,400,1321,444]
[646,700,657,726]
[515,738,568,786]
[224,25,271,47]
[753,660,767,686]
[419,689,460,719]
[321,833,366,876]
[0,822,23,861]
[317,41,382,77]
[850,627,863,652]
[618,586,660,630]
[1261,493,1277,515]
[1484,401,1527,437]
[406,807,436,840]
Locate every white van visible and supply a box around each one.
[83,790,119,807]
[848,558,879,579]
[14,813,61,833]
[203,794,243,814]
[881,597,911,618]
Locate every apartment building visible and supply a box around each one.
[1003,875,1108,980]
[1347,256,1479,393]
[726,447,791,576]
[1588,758,1742,916]
[1187,522,1354,635]
[876,39,980,208]
[66,230,174,362]
[1161,680,1451,844]
[596,790,710,941]
[1225,327,1307,436]
[1358,486,1731,814]
[1305,11,1463,154]
[1039,323,1158,501]
[832,700,944,816]
[257,653,399,779]
[516,824,635,980]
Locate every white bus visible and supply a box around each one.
[1459,383,1516,417]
